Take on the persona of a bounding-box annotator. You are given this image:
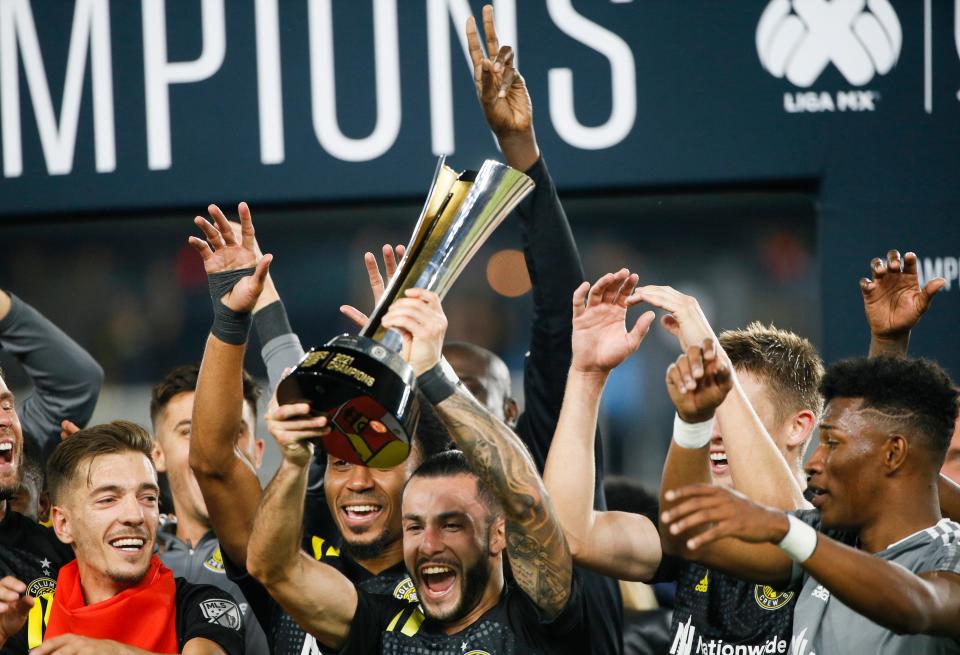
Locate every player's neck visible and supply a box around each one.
[174,511,211,549]
[442,565,505,636]
[857,483,941,553]
[354,538,404,575]
[77,560,140,605]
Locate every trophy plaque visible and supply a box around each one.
[276,157,534,467]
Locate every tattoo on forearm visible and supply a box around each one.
[438,391,572,616]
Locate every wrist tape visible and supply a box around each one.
[777,514,818,562]
[418,358,461,405]
[672,413,714,449]
[208,267,255,345]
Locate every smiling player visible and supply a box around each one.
[0,421,244,655]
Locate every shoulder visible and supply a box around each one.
[917,519,960,575]
[175,578,245,631]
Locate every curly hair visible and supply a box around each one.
[821,356,959,464]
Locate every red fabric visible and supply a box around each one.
[45,555,179,653]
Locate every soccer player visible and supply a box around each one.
[150,364,269,655]
[246,289,590,654]
[661,355,960,654]
[0,421,245,654]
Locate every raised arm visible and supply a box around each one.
[382,289,572,618]
[246,404,356,650]
[0,290,103,452]
[467,7,593,485]
[639,285,806,510]
[664,484,960,637]
[542,271,661,581]
[188,203,272,566]
[861,249,944,357]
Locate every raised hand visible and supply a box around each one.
[570,270,655,375]
[340,244,405,328]
[265,401,328,468]
[381,289,447,376]
[666,339,733,424]
[633,284,719,355]
[188,202,272,314]
[0,576,32,646]
[466,5,539,170]
[862,250,944,353]
[661,485,789,551]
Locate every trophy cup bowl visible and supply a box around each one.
[276,157,534,467]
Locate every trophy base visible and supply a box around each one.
[275,335,419,468]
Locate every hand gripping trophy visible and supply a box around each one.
[277,158,533,467]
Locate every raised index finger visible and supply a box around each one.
[208,204,237,246]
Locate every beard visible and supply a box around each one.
[0,469,22,502]
[342,524,397,562]
[422,553,492,624]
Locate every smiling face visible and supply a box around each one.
[401,473,504,625]
[804,397,886,529]
[53,451,160,594]
[324,448,422,561]
[0,377,24,501]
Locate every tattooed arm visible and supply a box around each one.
[382,290,573,619]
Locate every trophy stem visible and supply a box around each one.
[379,328,405,353]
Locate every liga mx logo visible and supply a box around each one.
[757,0,901,86]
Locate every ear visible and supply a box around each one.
[883,434,909,474]
[488,514,507,556]
[152,441,167,473]
[38,490,51,524]
[784,409,817,450]
[50,505,74,545]
[502,398,519,430]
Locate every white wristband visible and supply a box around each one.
[777,514,818,562]
[672,413,714,449]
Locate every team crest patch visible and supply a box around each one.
[393,576,418,602]
[27,577,56,598]
[200,599,242,630]
[754,584,794,611]
[464,651,491,655]
[203,547,226,574]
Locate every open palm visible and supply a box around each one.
[188,202,272,314]
[571,270,655,374]
[862,251,944,337]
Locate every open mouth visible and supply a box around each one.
[0,441,15,470]
[108,536,146,554]
[340,504,383,526]
[808,486,829,507]
[419,564,457,599]
[709,450,729,476]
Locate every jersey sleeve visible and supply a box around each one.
[175,579,246,655]
[0,293,103,456]
[333,589,403,654]
[507,570,589,645]
[928,526,960,575]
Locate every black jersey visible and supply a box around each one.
[336,577,588,655]
[172,578,247,654]
[225,536,417,655]
[0,510,73,655]
[655,510,853,655]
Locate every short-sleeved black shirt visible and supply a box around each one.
[0,510,73,655]
[225,538,417,655]
[173,578,246,654]
[335,576,588,655]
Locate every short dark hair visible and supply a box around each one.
[47,421,155,505]
[821,356,959,465]
[720,322,824,423]
[407,450,502,515]
[150,363,261,427]
[603,476,659,525]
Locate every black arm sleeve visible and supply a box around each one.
[0,293,103,456]
[175,579,246,655]
[512,158,607,510]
